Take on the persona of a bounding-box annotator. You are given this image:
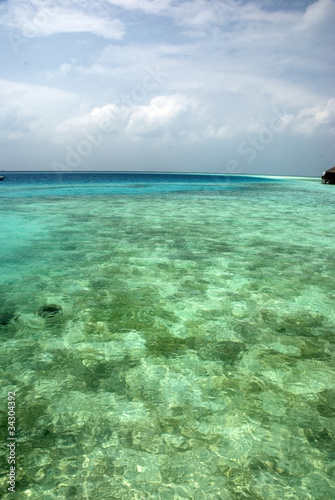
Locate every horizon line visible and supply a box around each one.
[0,170,319,178]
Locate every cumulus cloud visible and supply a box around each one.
[288,99,335,135]
[56,103,131,137]
[126,94,189,135]
[55,94,193,142]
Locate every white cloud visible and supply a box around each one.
[0,1,125,40]
[0,0,303,42]
[203,125,230,139]
[55,94,193,142]
[168,0,298,31]
[106,0,170,15]
[126,94,189,135]
[289,99,335,135]
[56,103,131,137]
[60,0,330,111]
[264,99,335,137]
[43,61,75,79]
[295,0,335,33]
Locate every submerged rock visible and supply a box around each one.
[0,311,19,326]
[38,304,63,318]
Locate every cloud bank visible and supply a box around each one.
[0,0,334,174]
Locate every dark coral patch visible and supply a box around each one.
[0,311,19,327]
[38,304,63,318]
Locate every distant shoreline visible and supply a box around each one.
[0,171,320,179]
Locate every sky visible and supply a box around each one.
[0,0,334,176]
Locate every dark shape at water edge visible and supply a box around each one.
[321,166,335,184]
[0,311,19,327]
[38,304,63,318]
[0,176,5,181]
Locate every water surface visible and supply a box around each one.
[0,173,334,499]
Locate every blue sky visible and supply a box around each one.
[0,0,334,175]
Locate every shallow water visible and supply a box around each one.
[0,173,334,499]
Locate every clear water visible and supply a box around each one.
[0,173,334,499]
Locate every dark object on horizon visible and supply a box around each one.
[0,176,5,181]
[0,311,19,327]
[321,167,335,184]
[38,304,63,318]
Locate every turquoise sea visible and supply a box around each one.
[0,172,334,499]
